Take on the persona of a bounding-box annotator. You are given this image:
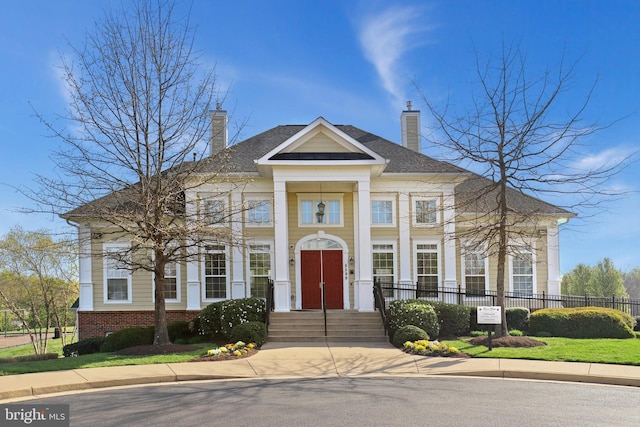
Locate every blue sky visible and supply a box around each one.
[0,1,638,273]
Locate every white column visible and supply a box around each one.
[443,190,457,287]
[273,179,291,311]
[78,225,93,310]
[547,223,561,295]
[185,196,201,310]
[231,191,245,298]
[356,179,374,311]
[398,192,412,286]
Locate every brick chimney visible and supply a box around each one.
[400,100,421,153]
[210,103,228,156]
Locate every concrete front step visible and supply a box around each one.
[267,310,388,343]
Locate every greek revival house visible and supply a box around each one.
[65,106,572,338]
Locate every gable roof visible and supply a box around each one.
[194,123,468,175]
[63,118,572,220]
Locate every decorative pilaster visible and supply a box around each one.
[273,179,291,311]
[443,190,457,287]
[78,225,93,311]
[356,179,374,311]
[231,191,245,298]
[546,223,561,294]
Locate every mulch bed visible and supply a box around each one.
[468,335,546,348]
[114,343,259,361]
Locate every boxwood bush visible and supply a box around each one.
[230,321,268,346]
[388,299,439,340]
[167,320,194,342]
[529,307,634,338]
[63,337,106,357]
[506,307,530,332]
[426,302,471,337]
[100,326,154,352]
[392,325,429,348]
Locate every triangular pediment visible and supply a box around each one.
[255,117,387,175]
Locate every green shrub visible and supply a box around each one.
[388,299,440,339]
[199,301,225,337]
[508,329,524,336]
[100,327,154,352]
[219,298,266,338]
[506,307,530,332]
[530,307,634,338]
[63,337,106,357]
[469,330,486,337]
[229,321,268,346]
[426,302,471,337]
[633,316,640,332]
[167,320,193,342]
[392,325,429,348]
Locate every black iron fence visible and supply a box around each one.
[375,282,640,316]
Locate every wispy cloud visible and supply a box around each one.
[355,5,431,109]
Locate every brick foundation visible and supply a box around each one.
[78,310,201,339]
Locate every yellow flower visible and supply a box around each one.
[247,343,255,349]
[233,350,242,356]
[219,347,229,353]
[235,341,246,347]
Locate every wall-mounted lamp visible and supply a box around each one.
[289,257,295,265]
[316,200,325,224]
[348,256,354,264]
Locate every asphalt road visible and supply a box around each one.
[22,377,640,426]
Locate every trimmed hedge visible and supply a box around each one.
[529,307,635,338]
[100,327,154,352]
[199,301,225,337]
[388,299,440,340]
[506,307,530,332]
[230,321,268,346]
[427,302,471,337]
[392,325,429,348]
[63,337,106,357]
[167,320,194,342]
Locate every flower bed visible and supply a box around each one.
[402,339,461,357]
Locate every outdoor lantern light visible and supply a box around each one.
[316,200,326,223]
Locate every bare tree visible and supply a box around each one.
[0,227,78,354]
[418,44,630,336]
[27,1,243,345]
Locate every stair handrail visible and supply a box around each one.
[321,281,327,336]
[265,279,274,332]
[373,280,389,336]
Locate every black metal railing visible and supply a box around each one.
[375,282,640,315]
[373,281,389,336]
[264,280,274,332]
[321,281,327,336]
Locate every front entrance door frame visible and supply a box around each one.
[294,231,350,310]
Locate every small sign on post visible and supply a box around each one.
[477,306,502,351]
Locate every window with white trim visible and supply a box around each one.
[246,199,272,226]
[298,194,343,226]
[373,244,395,297]
[415,243,439,297]
[203,199,226,225]
[203,245,227,300]
[249,244,272,298]
[103,243,132,303]
[371,197,395,226]
[511,249,534,296]
[413,197,439,225]
[163,260,179,300]
[462,248,487,297]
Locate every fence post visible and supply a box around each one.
[543,291,547,309]
[458,285,463,305]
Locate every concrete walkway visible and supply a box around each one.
[2,341,640,402]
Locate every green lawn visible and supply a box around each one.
[443,337,640,366]
[0,341,214,376]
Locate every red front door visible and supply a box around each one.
[301,250,343,309]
